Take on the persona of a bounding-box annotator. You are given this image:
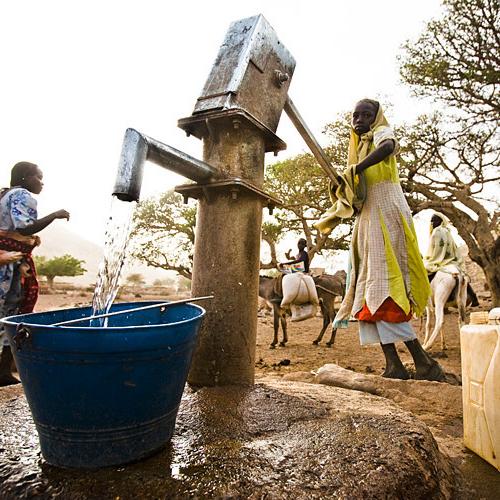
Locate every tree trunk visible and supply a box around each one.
[483,260,500,307]
[47,276,55,289]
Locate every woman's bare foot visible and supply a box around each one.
[382,365,410,380]
[414,359,446,382]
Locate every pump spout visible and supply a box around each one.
[112,128,219,202]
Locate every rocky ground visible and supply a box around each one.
[4,288,498,499]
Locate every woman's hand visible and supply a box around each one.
[53,209,70,221]
[0,250,24,265]
[18,209,70,236]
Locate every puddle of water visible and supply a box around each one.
[91,196,136,326]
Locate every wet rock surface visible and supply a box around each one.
[0,381,464,499]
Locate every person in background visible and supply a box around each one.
[424,212,464,276]
[270,238,310,303]
[0,162,69,386]
[279,237,310,273]
[315,99,444,381]
[424,211,478,307]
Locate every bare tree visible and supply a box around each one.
[262,151,352,269]
[396,114,500,304]
[129,191,195,280]
[400,0,500,125]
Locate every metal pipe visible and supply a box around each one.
[146,137,218,183]
[284,97,340,186]
[112,128,219,202]
[112,129,148,202]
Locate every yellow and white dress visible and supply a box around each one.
[316,105,430,345]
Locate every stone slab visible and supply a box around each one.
[0,380,463,499]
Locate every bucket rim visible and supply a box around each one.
[1,301,206,331]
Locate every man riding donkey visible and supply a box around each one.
[273,237,318,320]
[315,99,445,381]
[420,211,477,351]
[280,237,310,274]
[424,212,475,302]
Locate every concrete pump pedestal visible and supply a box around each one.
[178,116,275,387]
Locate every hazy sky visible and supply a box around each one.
[1,0,444,256]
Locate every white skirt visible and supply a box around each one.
[359,320,416,345]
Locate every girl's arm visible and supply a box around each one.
[17,209,70,236]
[355,139,395,175]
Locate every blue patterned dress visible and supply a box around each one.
[0,188,37,346]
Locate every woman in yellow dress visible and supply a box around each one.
[316,99,444,381]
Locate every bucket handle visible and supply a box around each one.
[13,323,32,350]
[52,296,214,327]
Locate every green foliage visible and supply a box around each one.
[126,273,145,286]
[130,115,356,275]
[261,221,283,245]
[130,191,196,279]
[400,0,499,124]
[398,0,500,304]
[35,254,86,287]
[263,114,353,261]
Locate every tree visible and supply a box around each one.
[399,0,500,304]
[260,111,353,267]
[153,277,176,287]
[129,191,195,280]
[126,273,145,286]
[35,255,86,288]
[400,0,500,125]
[131,157,353,276]
[262,150,352,268]
[396,114,500,305]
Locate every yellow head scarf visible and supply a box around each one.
[314,99,388,232]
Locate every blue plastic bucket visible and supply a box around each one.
[1,301,205,469]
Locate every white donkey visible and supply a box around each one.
[423,264,468,351]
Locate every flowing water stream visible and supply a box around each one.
[91,196,136,326]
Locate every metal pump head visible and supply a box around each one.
[192,14,296,133]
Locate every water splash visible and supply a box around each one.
[91,196,136,326]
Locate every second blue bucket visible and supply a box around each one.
[1,301,205,469]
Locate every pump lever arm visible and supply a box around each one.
[284,97,340,187]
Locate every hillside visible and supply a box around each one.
[34,224,173,286]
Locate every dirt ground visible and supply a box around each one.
[33,289,499,498]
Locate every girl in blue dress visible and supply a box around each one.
[0,162,69,386]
